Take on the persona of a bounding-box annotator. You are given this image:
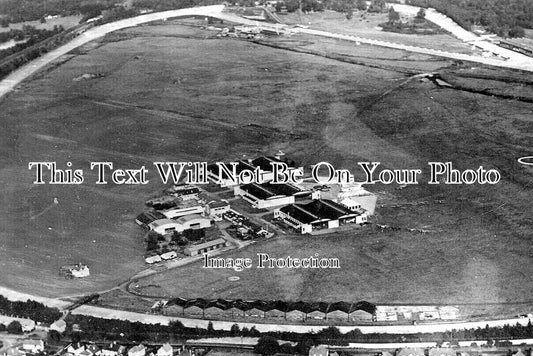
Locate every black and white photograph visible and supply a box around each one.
[0,0,532,355]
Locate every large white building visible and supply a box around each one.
[160,203,205,219]
[183,238,227,256]
[148,215,212,235]
[148,218,183,235]
[234,182,314,209]
[174,214,212,230]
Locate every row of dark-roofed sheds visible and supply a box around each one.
[162,298,377,322]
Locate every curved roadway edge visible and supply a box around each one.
[1,3,533,103]
[1,4,532,336]
[2,283,532,335]
[389,3,533,66]
[0,4,227,100]
[70,304,533,334]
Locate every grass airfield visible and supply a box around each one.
[0,19,531,320]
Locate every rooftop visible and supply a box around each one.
[149,219,178,228]
[175,214,210,224]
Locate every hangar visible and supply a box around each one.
[234,181,312,209]
[274,199,363,234]
[174,214,212,230]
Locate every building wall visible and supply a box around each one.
[184,241,226,256]
[208,205,230,217]
[245,308,265,318]
[355,214,367,224]
[234,186,295,209]
[307,311,326,320]
[162,206,204,219]
[265,309,286,319]
[257,196,294,209]
[180,218,212,230]
[327,220,339,229]
[204,307,227,318]
[285,310,306,321]
[350,310,373,321]
[152,223,184,235]
[327,310,349,321]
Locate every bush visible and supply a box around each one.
[7,321,23,334]
[254,336,280,356]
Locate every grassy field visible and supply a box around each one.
[0,15,83,33]
[0,19,531,316]
[281,10,481,55]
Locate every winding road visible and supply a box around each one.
[0,3,532,336]
[1,3,533,103]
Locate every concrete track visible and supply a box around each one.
[1,3,533,103]
[1,4,533,336]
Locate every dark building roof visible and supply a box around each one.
[252,156,297,171]
[207,160,256,179]
[251,156,283,172]
[136,211,166,225]
[302,199,356,220]
[165,297,376,315]
[241,183,275,200]
[208,200,230,208]
[279,199,359,226]
[241,182,303,201]
[279,204,322,224]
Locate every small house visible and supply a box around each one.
[50,319,67,333]
[128,345,146,356]
[157,344,173,356]
[21,340,45,354]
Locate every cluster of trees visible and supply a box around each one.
[406,0,533,38]
[0,29,27,43]
[254,335,312,355]
[145,229,205,253]
[0,24,71,81]
[0,0,222,28]
[0,295,62,324]
[0,0,117,25]
[131,0,222,11]
[271,0,388,18]
[0,25,64,61]
[0,320,24,334]
[54,314,533,355]
[273,0,323,13]
[64,315,188,342]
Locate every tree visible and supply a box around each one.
[415,7,425,21]
[254,336,280,356]
[146,231,162,251]
[368,0,386,12]
[345,8,353,19]
[7,321,23,334]
[356,0,367,10]
[47,329,62,344]
[508,26,525,38]
[388,6,400,23]
[230,324,240,336]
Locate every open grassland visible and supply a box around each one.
[281,10,481,55]
[0,20,531,315]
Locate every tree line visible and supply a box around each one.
[406,0,532,38]
[0,295,62,324]
[64,312,533,346]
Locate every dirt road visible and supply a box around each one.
[1,4,533,103]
